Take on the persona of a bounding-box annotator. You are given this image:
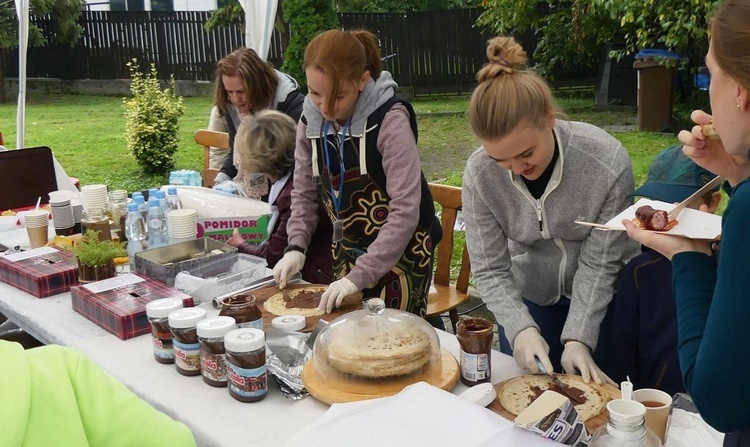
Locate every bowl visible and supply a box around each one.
[0,215,19,231]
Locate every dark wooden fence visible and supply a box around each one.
[2,9,595,95]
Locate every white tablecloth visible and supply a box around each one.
[0,245,526,447]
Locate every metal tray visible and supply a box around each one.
[134,238,237,286]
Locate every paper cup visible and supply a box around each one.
[633,388,672,443]
[26,221,49,248]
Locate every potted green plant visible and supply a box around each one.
[73,229,127,283]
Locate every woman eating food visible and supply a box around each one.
[623,0,750,443]
[462,35,636,384]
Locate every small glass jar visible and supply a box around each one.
[219,295,263,329]
[168,307,207,376]
[225,328,267,402]
[456,317,493,386]
[146,298,185,364]
[197,316,237,387]
[108,190,129,240]
[81,207,111,241]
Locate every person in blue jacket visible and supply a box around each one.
[624,0,750,444]
[596,144,721,396]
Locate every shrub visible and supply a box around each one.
[281,0,339,92]
[123,61,185,175]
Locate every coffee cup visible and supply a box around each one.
[23,210,50,248]
[633,388,672,443]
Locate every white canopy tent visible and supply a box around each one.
[239,0,278,61]
[15,0,29,149]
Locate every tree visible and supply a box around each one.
[475,0,618,79]
[281,0,338,91]
[0,0,83,103]
[334,0,475,12]
[590,0,720,68]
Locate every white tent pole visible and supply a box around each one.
[15,0,29,149]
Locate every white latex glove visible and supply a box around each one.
[272,250,306,289]
[561,340,616,386]
[319,278,358,313]
[512,327,553,374]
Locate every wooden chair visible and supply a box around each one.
[425,183,472,333]
[193,129,229,187]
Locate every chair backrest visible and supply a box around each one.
[428,183,470,293]
[194,129,230,187]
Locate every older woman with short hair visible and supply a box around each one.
[226,110,333,285]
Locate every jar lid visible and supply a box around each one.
[225,328,265,352]
[197,316,237,338]
[168,307,207,329]
[271,315,306,332]
[146,298,184,318]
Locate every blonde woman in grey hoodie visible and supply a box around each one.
[463,36,636,385]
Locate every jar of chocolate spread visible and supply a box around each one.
[456,317,494,386]
[146,298,185,364]
[168,307,207,376]
[225,328,267,402]
[197,316,237,387]
[219,295,263,330]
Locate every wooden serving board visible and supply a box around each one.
[246,283,362,333]
[302,349,460,405]
[487,375,621,434]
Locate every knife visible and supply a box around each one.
[534,356,585,405]
[667,175,723,220]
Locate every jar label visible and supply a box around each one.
[152,336,174,360]
[237,319,263,330]
[228,363,268,397]
[200,351,228,383]
[173,340,201,371]
[460,350,489,382]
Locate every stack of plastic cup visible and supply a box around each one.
[167,208,198,243]
[48,191,75,236]
[23,210,50,248]
[80,184,108,212]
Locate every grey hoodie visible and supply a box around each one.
[462,120,638,350]
[303,71,398,139]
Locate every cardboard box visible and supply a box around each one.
[196,215,269,244]
[70,273,194,340]
[0,246,78,297]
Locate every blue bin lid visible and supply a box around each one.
[635,49,682,60]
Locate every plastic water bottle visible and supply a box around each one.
[134,195,149,221]
[124,203,147,271]
[146,198,169,249]
[156,190,169,215]
[167,187,182,211]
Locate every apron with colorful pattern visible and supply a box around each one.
[308,98,440,316]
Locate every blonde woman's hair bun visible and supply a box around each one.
[476,36,528,82]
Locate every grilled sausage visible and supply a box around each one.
[635,205,669,231]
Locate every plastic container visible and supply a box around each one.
[197,316,237,387]
[134,238,237,286]
[312,298,440,380]
[182,253,267,303]
[633,49,682,132]
[590,399,662,446]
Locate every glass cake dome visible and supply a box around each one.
[312,298,441,381]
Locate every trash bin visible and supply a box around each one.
[633,49,682,131]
